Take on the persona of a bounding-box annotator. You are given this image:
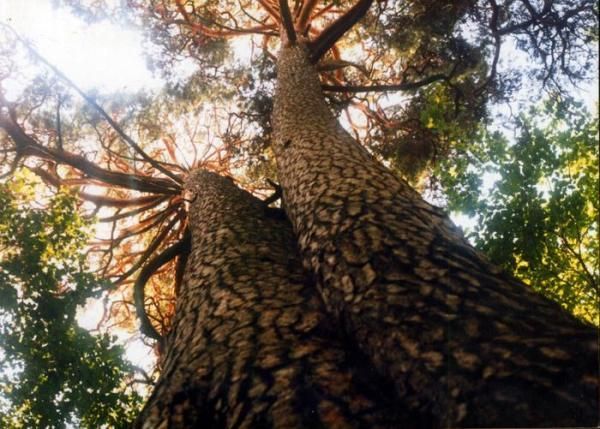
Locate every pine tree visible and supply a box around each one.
[0,1,598,427]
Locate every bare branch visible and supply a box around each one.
[174,1,276,38]
[131,366,155,385]
[134,236,190,341]
[279,0,297,45]
[98,197,169,222]
[309,0,375,63]
[113,211,183,284]
[0,111,179,194]
[30,166,162,208]
[0,153,22,180]
[257,0,281,23]
[321,73,449,93]
[296,0,319,33]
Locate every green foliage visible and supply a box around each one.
[0,178,142,428]
[439,99,599,325]
[381,81,487,183]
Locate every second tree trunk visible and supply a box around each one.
[135,170,405,428]
[271,44,598,427]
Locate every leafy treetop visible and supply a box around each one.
[438,98,599,325]
[0,175,143,428]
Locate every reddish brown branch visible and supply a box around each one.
[30,166,162,208]
[174,1,272,38]
[116,205,180,241]
[296,0,319,33]
[98,197,169,222]
[14,35,184,185]
[258,0,281,23]
[113,211,183,284]
[310,3,337,21]
[0,112,179,194]
[134,236,190,341]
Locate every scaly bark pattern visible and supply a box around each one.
[271,44,599,427]
[134,170,403,428]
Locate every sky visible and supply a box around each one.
[0,0,161,94]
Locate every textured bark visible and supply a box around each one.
[271,44,599,427]
[134,170,405,428]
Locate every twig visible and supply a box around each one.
[263,178,282,205]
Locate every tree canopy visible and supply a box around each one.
[439,98,599,325]
[0,174,142,428]
[0,0,598,426]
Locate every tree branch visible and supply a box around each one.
[317,59,369,75]
[497,1,588,35]
[55,96,63,151]
[174,229,191,296]
[296,0,319,33]
[113,212,183,284]
[174,1,275,38]
[30,166,162,208]
[279,0,297,44]
[257,0,281,23]
[321,73,448,93]
[263,178,282,205]
[98,197,169,222]
[13,33,184,185]
[477,0,503,95]
[309,0,374,63]
[134,236,190,341]
[0,110,180,194]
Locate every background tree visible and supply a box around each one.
[439,98,599,325]
[0,0,598,427]
[0,174,142,428]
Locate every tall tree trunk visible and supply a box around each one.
[271,44,599,427]
[134,170,406,428]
